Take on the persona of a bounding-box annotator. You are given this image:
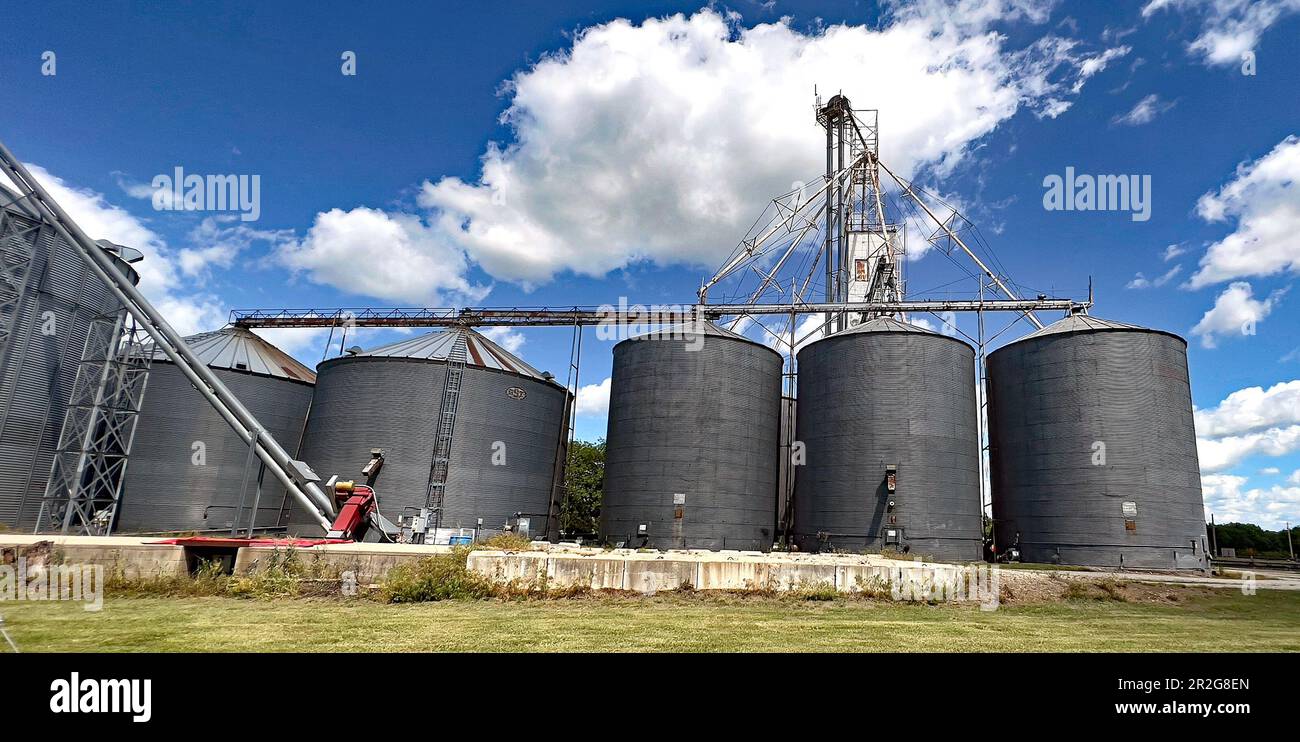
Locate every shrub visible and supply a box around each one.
[106,557,230,598]
[475,532,534,552]
[227,548,312,598]
[854,574,893,600]
[105,548,348,600]
[793,580,839,601]
[1062,580,1093,600]
[379,547,493,603]
[1095,578,1129,602]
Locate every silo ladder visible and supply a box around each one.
[425,331,467,535]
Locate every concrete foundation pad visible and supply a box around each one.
[466,546,993,601]
[0,534,186,579]
[234,542,454,584]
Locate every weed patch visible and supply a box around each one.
[379,547,493,603]
[473,533,534,551]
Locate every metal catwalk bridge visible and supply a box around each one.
[230,299,1088,329]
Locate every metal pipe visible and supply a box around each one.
[246,465,266,538]
[835,112,846,333]
[875,157,1045,330]
[824,112,834,336]
[0,140,335,529]
[232,429,260,537]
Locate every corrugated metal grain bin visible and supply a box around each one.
[0,183,139,529]
[601,322,782,551]
[987,313,1208,569]
[289,328,568,538]
[114,327,315,533]
[792,317,982,561]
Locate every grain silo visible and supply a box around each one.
[114,326,316,533]
[601,322,782,551]
[986,312,1208,569]
[792,317,982,561]
[290,327,569,540]
[0,183,140,530]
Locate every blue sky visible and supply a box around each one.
[1,0,1297,527]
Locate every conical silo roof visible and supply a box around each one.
[1009,313,1185,345]
[152,326,315,384]
[832,316,942,336]
[620,320,783,358]
[351,327,551,382]
[629,320,754,341]
[802,316,970,352]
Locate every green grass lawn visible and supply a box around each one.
[4,589,1299,652]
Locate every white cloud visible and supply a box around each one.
[1143,0,1300,67]
[1198,425,1300,472]
[1126,264,1182,289]
[178,216,292,279]
[1195,379,1300,437]
[1071,45,1132,93]
[1196,423,1300,470]
[275,207,488,305]
[480,326,526,353]
[765,312,830,357]
[115,172,178,210]
[1290,469,1300,485]
[1111,93,1176,126]
[937,310,960,337]
[910,316,938,332]
[1201,472,1248,514]
[1101,25,1138,43]
[1189,281,1284,348]
[419,5,1126,284]
[1157,266,1183,285]
[1200,473,1300,529]
[1260,466,1281,475]
[1162,243,1186,261]
[150,295,227,338]
[1195,379,1300,484]
[15,165,166,255]
[1188,135,1300,288]
[575,377,612,417]
[249,327,334,361]
[5,164,225,335]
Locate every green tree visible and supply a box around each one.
[1208,521,1299,559]
[560,439,605,536]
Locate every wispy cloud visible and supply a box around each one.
[1126,264,1182,289]
[1112,93,1177,126]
